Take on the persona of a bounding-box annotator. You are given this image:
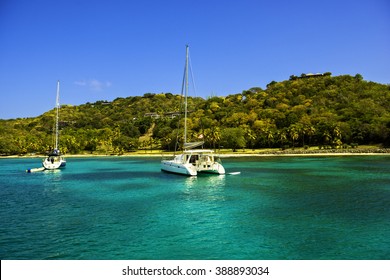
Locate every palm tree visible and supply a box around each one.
[322,130,331,147]
[162,135,172,151]
[333,125,342,139]
[278,129,287,148]
[289,125,300,149]
[332,125,342,148]
[305,125,316,147]
[244,127,256,150]
[266,129,274,148]
[208,126,221,150]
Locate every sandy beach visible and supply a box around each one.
[2,147,389,159]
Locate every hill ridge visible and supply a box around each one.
[1,74,389,155]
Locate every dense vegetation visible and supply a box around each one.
[1,74,389,155]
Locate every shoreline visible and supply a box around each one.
[2,148,390,159]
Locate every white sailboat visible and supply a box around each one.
[42,80,66,170]
[161,46,225,176]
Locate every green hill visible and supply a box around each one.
[1,74,389,155]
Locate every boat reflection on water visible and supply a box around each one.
[42,168,64,192]
[182,175,227,202]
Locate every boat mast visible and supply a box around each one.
[55,80,60,151]
[184,45,189,145]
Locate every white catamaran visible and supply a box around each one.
[161,46,225,176]
[42,81,66,170]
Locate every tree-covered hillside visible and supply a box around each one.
[1,74,389,155]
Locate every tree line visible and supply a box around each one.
[1,74,389,155]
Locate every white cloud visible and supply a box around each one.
[74,79,112,91]
[90,79,103,91]
[74,80,87,86]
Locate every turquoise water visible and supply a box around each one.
[0,156,389,260]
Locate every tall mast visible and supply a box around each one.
[55,80,60,150]
[184,45,189,145]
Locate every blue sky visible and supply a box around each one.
[1,0,389,119]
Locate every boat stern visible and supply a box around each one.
[42,156,66,170]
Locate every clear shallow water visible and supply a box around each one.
[0,156,389,260]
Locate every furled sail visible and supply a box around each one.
[183,141,204,150]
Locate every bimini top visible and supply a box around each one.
[48,149,61,156]
[183,149,216,154]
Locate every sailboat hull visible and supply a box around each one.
[42,156,66,170]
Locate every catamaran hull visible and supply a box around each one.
[161,161,197,176]
[199,162,225,175]
[161,160,225,176]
